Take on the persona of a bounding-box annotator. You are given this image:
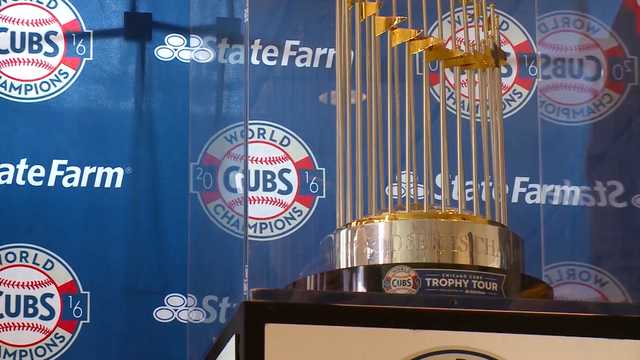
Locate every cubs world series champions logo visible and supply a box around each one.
[544,262,631,303]
[0,0,93,102]
[538,11,638,125]
[192,121,326,241]
[428,8,537,119]
[0,244,90,360]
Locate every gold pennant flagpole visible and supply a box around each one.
[337,0,342,224]
[355,1,364,219]
[376,22,384,212]
[463,0,480,216]
[437,0,451,210]
[488,4,501,223]
[370,13,378,215]
[405,0,414,212]
[422,0,434,210]
[393,0,402,212]
[345,0,353,223]
[404,5,412,212]
[452,0,465,213]
[409,0,418,207]
[478,0,491,220]
[493,9,508,225]
[386,13,394,213]
[366,8,373,215]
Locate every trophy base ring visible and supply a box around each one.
[288,263,553,299]
[332,211,522,272]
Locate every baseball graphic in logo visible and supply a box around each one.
[0,243,90,359]
[428,7,537,119]
[191,121,326,241]
[412,349,501,360]
[0,0,93,102]
[383,265,421,294]
[538,11,638,125]
[544,262,631,303]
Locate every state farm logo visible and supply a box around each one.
[153,293,236,325]
[153,293,207,324]
[544,262,631,303]
[0,0,93,102]
[154,34,214,63]
[428,8,537,119]
[191,121,326,241]
[0,158,128,189]
[153,34,336,68]
[538,11,638,125]
[0,244,90,359]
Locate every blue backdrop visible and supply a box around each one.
[0,0,638,359]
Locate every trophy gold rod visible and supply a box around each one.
[478,0,491,220]
[411,92,418,207]
[373,21,385,214]
[452,0,465,213]
[335,0,343,226]
[345,0,353,223]
[405,0,415,212]
[376,26,385,212]
[422,0,434,210]
[386,17,394,213]
[366,13,374,215]
[487,3,501,223]
[493,8,508,225]
[393,0,402,212]
[409,0,418,207]
[411,65,418,207]
[464,0,480,216]
[489,5,501,223]
[437,0,451,210]
[369,14,379,215]
[489,69,501,221]
[355,2,364,219]
[490,4,504,224]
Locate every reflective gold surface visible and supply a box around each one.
[333,216,522,271]
[345,209,504,228]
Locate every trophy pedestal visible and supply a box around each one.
[289,210,552,299]
[206,291,639,360]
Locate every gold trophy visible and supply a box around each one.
[290,0,551,299]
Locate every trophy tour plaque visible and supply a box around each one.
[289,0,552,299]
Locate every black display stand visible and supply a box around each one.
[207,289,640,360]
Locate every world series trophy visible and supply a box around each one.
[290,0,551,299]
